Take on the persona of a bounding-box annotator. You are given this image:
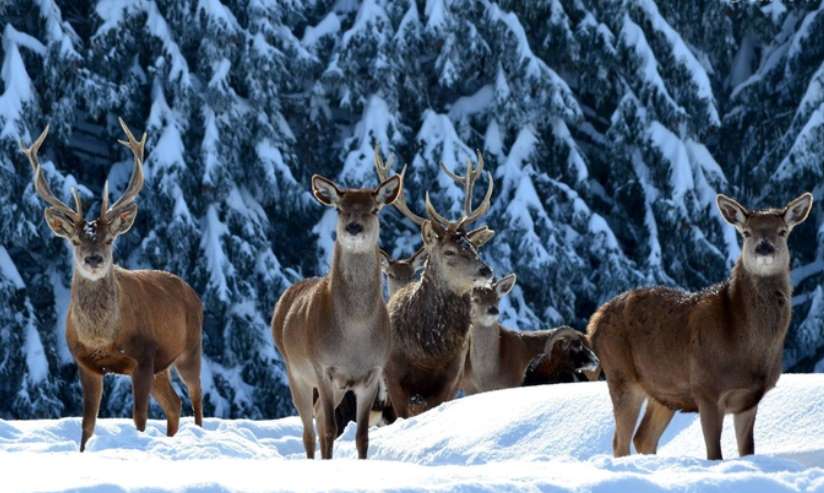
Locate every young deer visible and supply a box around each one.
[462,275,598,394]
[375,148,495,417]
[22,120,203,451]
[379,247,427,298]
[521,328,599,386]
[271,173,401,459]
[588,192,814,460]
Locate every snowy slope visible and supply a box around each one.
[2,374,824,492]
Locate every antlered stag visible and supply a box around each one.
[375,148,495,417]
[23,120,203,452]
[272,172,401,459]
[462,274,598,394]
[588,192,814,460]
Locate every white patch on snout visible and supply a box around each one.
[74,258,111,281]
[480,314,498,326]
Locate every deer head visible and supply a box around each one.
[374,146,495,294]
[22,119,146,281]
[311,174,401,253]
[470,273,516,327]
[379,247,427,294]
[717,193,814,276]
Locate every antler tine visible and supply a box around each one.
[19,125,50,173]
[458,170,494,228]
[106,118,146,218]
[374,144,427,226]
[424,192,451,226]
[71,188,83,219]
[21,125,80,219]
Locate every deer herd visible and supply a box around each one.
[22,121,814,462]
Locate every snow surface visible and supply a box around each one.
[3,374,824,492]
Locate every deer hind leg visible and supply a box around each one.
[79,366,103,452]
[131,358,155,432]
[734,406,757,457]
[176,349,203,427]
[354,374,381,459]
[607,378,645,457]
[151,369,182,437]
[633,398,674,454]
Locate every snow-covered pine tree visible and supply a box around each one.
[0,0,822,419]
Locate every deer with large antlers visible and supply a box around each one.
[374,147,495,418]
[271,171,402,459]
[22,119,203,452]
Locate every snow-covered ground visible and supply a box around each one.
[3,374,824,492]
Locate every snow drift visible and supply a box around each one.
[2,374,824,492]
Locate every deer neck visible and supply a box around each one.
[407,264,471,356]
[469,319,501,383]
[70,268,120,348]
[728,260,791,335]
[329,242,382,322]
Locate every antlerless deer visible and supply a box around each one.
[272,172,401,459]
[588,192,814,460]
[23,120,204,452]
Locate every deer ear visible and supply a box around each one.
[375,175,401,208]
[467,227,495,248]
[716,194,748,229]
[422,220,443,246]
[312,175,342,207]
[43,208,78,240]
[410,248,428,271]
[784,192,813,229]
[107,202,138,236]
[495,273,516,297]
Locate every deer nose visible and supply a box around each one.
[488,307,499,316]
[755,241,775,256]
[85,255,104,268]
[478,265,492,278]
[345,222,363,235]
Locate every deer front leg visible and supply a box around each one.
[79,365,103,452]
[316,377,337,459]
[698,398,724,460]
[354,371,381,459]
[131,356,155,432]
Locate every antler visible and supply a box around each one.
[20,125,82,221]
[374,144,427,226]
[103,118,146,219]
[426,150,494,229]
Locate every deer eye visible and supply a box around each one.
[105,239,113,245]
[778,230,787,237]
[371,208,379,214]
[742,231,752,238]
[444,250,456,256]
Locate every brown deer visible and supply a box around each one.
[521,327,599,386]
[588,192,814,460]
[379,247,427,298]
[22,120,203,452]
[375,148,495,417]
[271,172,401,459]
[462,274,598,394]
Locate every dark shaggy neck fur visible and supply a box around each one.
[71,268,120,348]
[392,262,471,363]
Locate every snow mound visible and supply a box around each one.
[2,375,824,492]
